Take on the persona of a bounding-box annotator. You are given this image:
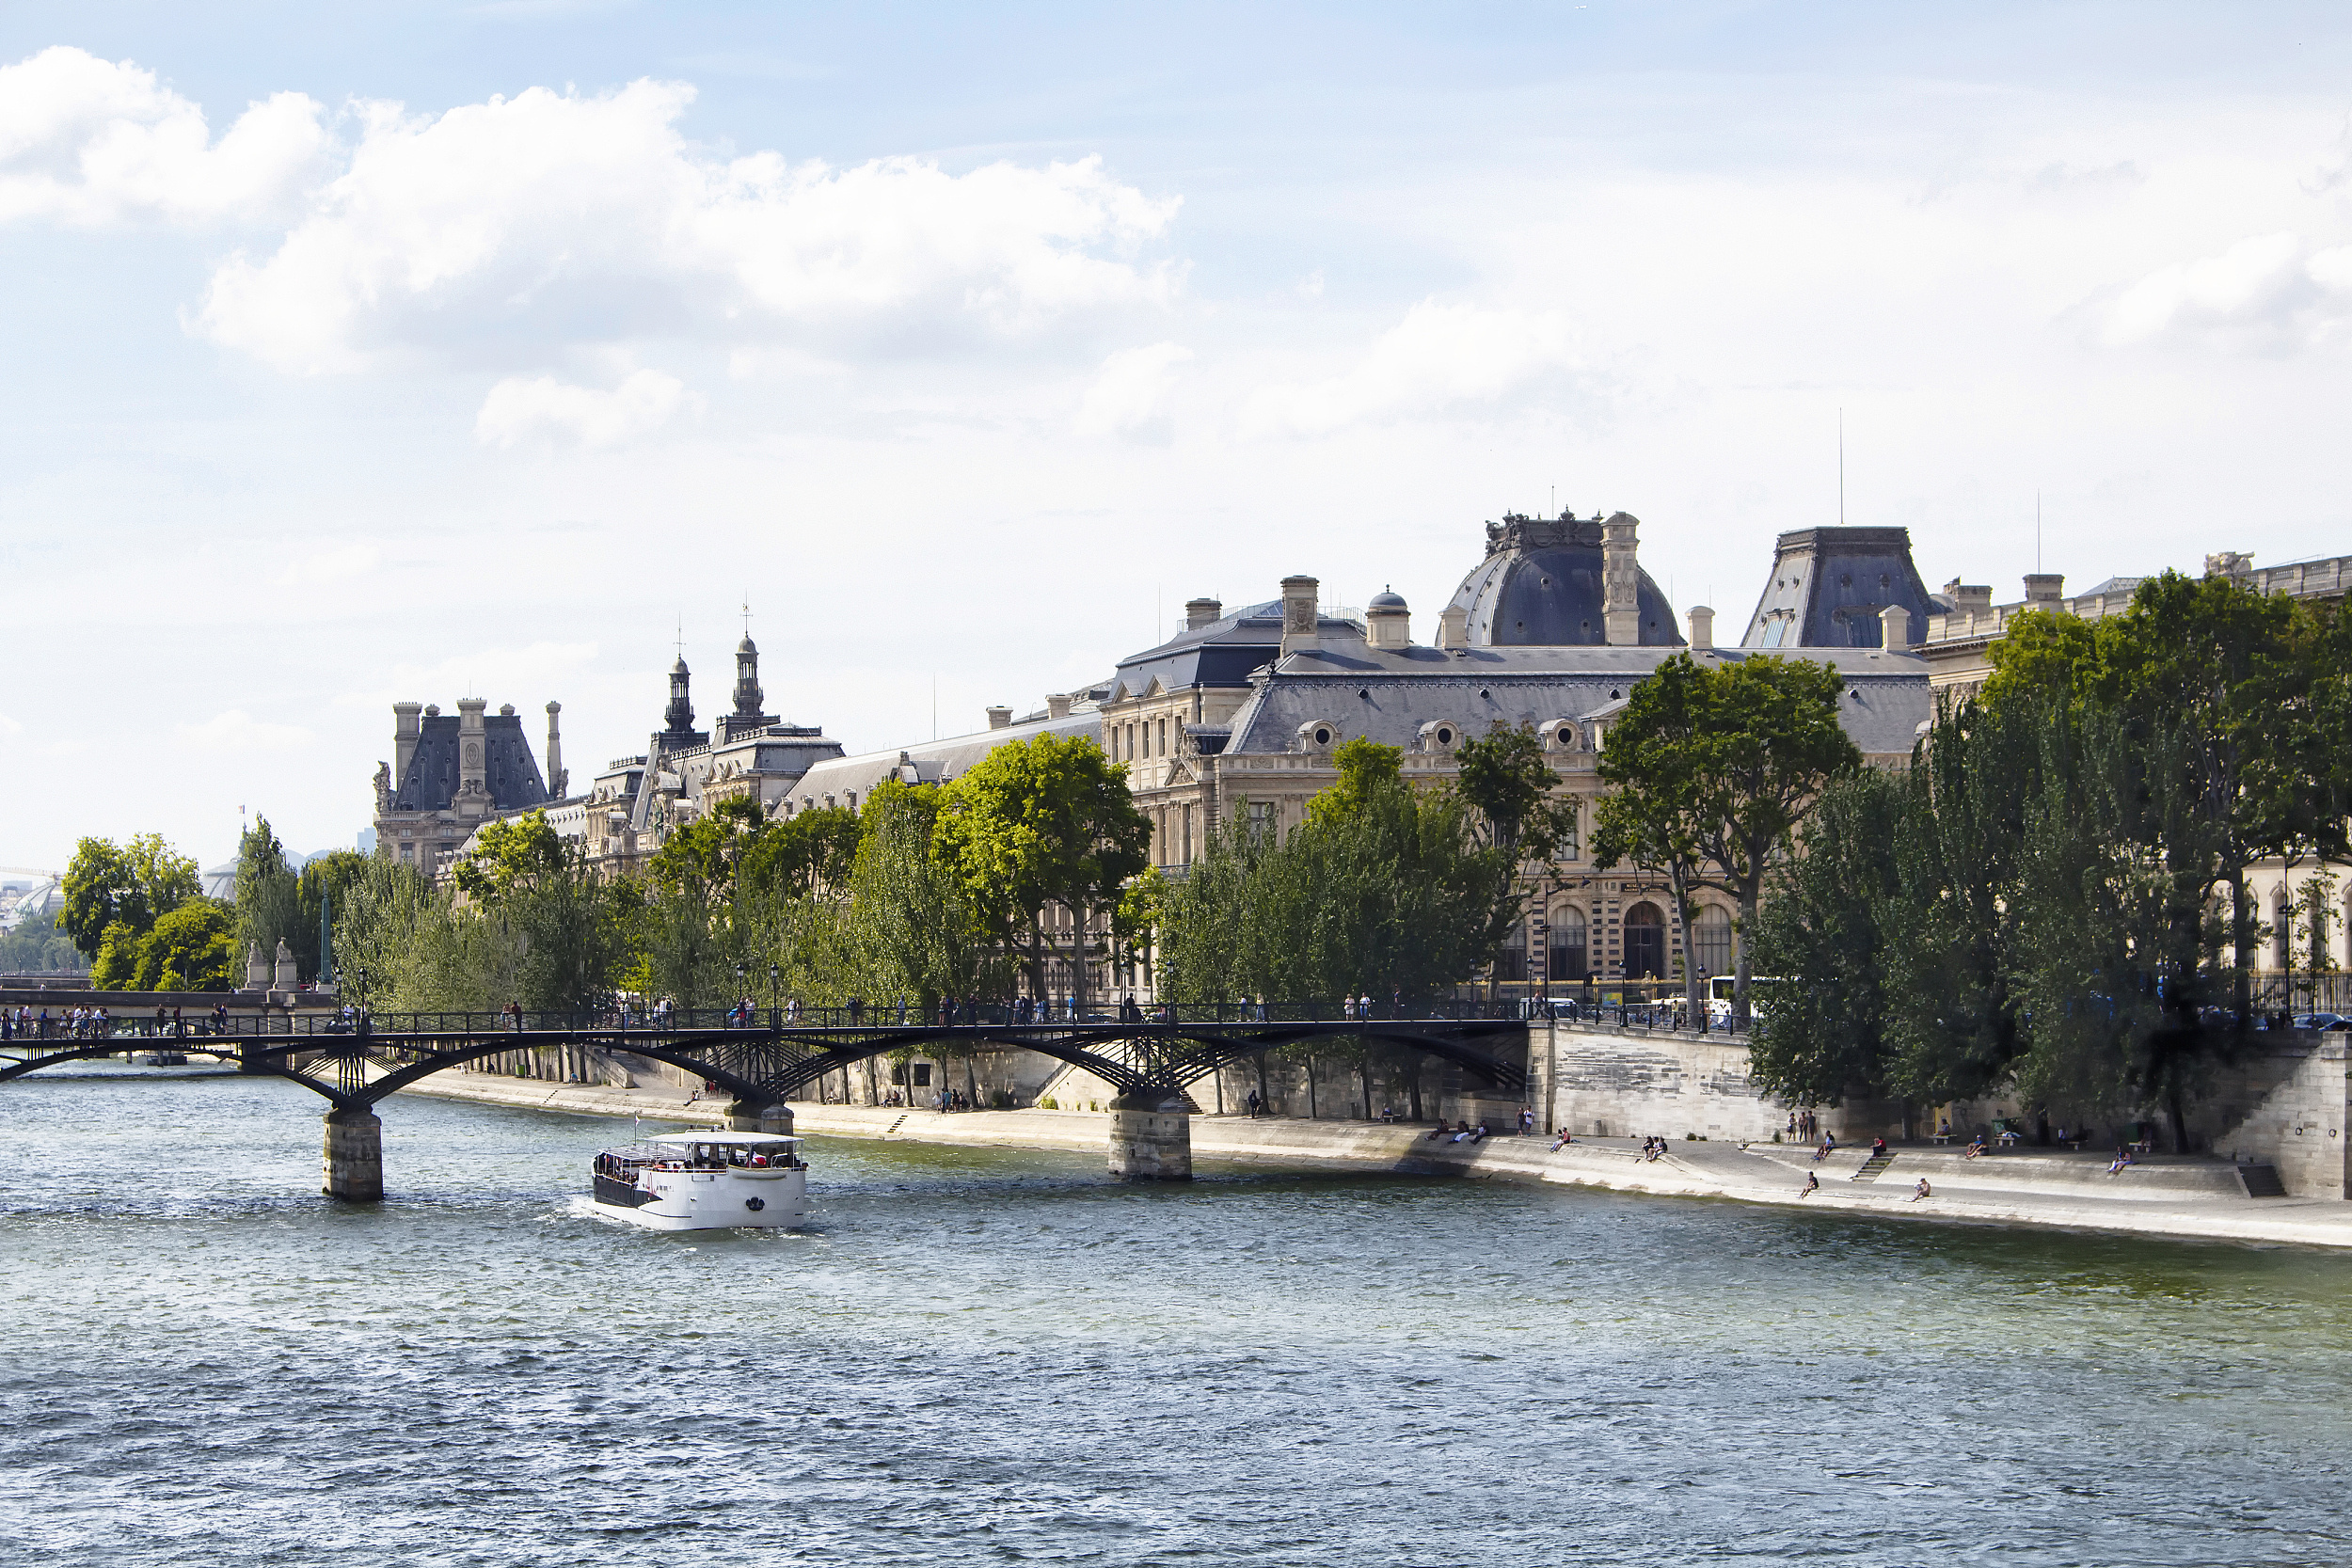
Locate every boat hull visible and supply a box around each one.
[592,1166,809,1230]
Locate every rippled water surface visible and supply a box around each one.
[5,1069,2351,1565]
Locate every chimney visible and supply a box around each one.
[456,699,488,797]
[1943,578,1994,614]
[1184,596,1222,631]
[1878,604,1912,650]
[1437,605,1469,650]
[545,701,566,798]
[1279,576,1321,655]
[1366,592,1410,650]
[1602,512,1642,645]
[1045,693,1073,721]
[985,705,1013,730]
[393,702,423,785]
[2023,574,2064,606]
[1687,606,1714,650]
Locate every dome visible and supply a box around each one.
[670,657,690,674]
[738,635,757,656]
[1368,590,1408,609]
[1445,511,1684,647]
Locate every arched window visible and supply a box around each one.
[1624,902,1666,980]
[1549,906,1588,983]
[1496,918,1528,982]
[1692,906,1733,980]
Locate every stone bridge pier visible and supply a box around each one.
[322,1109,383,1201]
[1107,1092,1193,1180]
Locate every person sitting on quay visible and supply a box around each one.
[1426,1121,1450,1142]
[2108,1145,2136,1175]
[1801,1172,1820,1197]
[1550,1128,1575,1152]
[1911,1178,1932,1202]
[1963,1134,1988,1160]
[1870,1135,1888,1160]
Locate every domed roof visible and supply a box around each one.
[670,656,690,674]
[1368,589,1408,609]
[738,635,757,655]
[1445,511,1684,648]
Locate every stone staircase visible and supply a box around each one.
[2236,1163,2287,1197]
[1851,1149,1897,1183]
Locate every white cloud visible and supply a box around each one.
[2105,231,2352,351]
[0,713,22,737]
[1237,299,1579,438]
[476,369,688,448]
[177,710,312,753]
[1074,341,1191,440]
[187,77,1179,374]
[0,46,327,225]
[332,641,601,709]
[269,541,381,588]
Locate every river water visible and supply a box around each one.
[4,1069,2350,1566]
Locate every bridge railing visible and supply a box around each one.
[110,997,1552,1040]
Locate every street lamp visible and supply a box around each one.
[734,960,748,1024]
[768,961,781,1022]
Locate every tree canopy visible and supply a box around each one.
[1593,653,1860,1022]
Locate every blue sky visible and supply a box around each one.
[4,3,2351,868]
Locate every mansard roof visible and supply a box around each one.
[1220,643,1931,761]
[389,712,550,813]
[1111,599,1364,695]
[1444,512,1683,647]
[1740,526,1937,651]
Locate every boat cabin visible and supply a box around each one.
[596,1132,803,1180]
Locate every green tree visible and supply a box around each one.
[128,897,239,990]
[931,733,1151,1013]
[454,811,638,1012]
[0,906,82,974]
[1746,767,1904,1109]
[1305,736,1403,829]
[232,816,301,981]
[63,833,199,960]
[741,805,862,902]
[1594,654,1861,1024]
[850,780,1001,1012]
[1979,608,2100,714]
[1454,721,1576,861]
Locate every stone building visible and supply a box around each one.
[1104,512,1931,999]
[582,637,845,877]
[1918,545,2352,986]
[373,699,570,875]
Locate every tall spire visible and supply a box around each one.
[663,648,695,736]
[733,601,765,720]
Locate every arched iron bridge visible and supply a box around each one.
[0,1004,1531,1117]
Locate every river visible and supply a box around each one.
[3,1068,2349,1565]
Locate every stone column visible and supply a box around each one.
[322,1108,384,1201]
[1107,1092,1193,1180]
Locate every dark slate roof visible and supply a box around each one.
[1445,513,1684,647]
[1224,644,1931,760]
[789,708,1105,806]
[390,713,551,812]
[1110,599,1364,695]
[1740,527,1937,650]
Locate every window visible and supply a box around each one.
[1159,718,1168,755]
[1624,902,1666,979]
[1559,800,1580,861]
[1248,801,1276,843]
[1549,907,1588,983]
[1692,906,1732,979]
[1496,918,1528,982]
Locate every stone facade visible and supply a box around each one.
[373,698,568,876]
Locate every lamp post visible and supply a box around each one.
[734,960,747,1026]
[768,961,781,1025]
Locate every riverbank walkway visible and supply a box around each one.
[378,1069,2352,1250]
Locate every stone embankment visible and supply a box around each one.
[389,1073,2352,1250]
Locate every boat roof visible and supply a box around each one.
[644,1131,800,1146]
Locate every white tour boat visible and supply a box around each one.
[591,1130,810,1231]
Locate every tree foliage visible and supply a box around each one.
[1454,721,1577,861]
[63,832,199,959]
[1593,653,1861,1022]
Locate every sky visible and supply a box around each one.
[3,1,2350,872]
